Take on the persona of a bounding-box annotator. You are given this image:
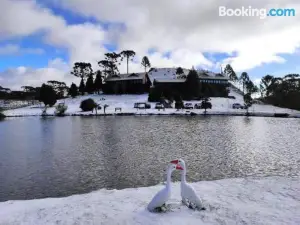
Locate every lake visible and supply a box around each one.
[0,116,299,201]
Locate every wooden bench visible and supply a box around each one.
[115,107,122,112]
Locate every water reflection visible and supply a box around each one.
[0,116,299,201]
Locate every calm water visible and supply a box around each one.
[0,116,299,201]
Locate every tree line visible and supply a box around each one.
[1,54,299,111]
[68,50,151,97]
[11,50,151,106]
[260,74,300,110]
[224,64,300,111]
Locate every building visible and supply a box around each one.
[103,72,151,94]
[149,68,229,98]
[198,70,230,97]
[103,67,229,97]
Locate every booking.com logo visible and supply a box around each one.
[219,6,296,19]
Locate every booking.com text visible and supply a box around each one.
[219,6,296,19]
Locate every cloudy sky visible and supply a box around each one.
[0,0,300,90]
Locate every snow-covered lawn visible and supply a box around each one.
[0,176,299,225]
[3,89,300,117]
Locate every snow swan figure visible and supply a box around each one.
[147,163,183,212]
[170,159,205,210]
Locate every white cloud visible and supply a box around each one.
[46,23,108,68]
[0,0,65,39]
[0,58,78,90]
[52,0,300,72]
[0,1,108,89]
[0,1,107,67]
[2,0,300,89]
[0,44,44,55]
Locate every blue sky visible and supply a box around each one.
[1,0,300,89]
[0,34,68,70]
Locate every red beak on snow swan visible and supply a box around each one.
[170,160,183,170]
[170,160,179,164]
[176,165,183,170]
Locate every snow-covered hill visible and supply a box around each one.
[3,88,300,117]
[0,176,299,225]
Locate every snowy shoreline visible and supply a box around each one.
[0,176,299,225]
[3,111,300,118]
[2,90,300,118]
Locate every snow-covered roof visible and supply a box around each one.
[154,79,186,83]
[147,68,189,84]
[199,76,228,80]
[198,69,219,76]
[106,77,143,81]
[198,70,228,79]
[105,72,146,82]
[105,68,228,84]
[147,67,228,84]
[0,87,11,93]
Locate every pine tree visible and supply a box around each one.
[244,93,253,115]
[240,72,250,95]
[79,78,85,95]
[176,67,184,78]
[185,69,200,99]
[85,74,95,94]
[120,50,136,74]
[69,83,78,98]
[71,62,93,95]
[39,84,57,107]
[94,70,103,94]
[141,56,151,72]
[224,64,238,81]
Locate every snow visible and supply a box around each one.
[198,69,219,77]
[2,88,300,117]
[0,100,37,110]
[148,67,190,83]
[0,176,299,225]
[147,67,226,84]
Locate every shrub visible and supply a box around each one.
[55,103,68,116]
[0,110,5,119]
[175,100,184,110]
[80,98,97,111]
[41,106,48,116]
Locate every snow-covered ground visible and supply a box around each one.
[2,88,300,117]
[0,176,299,225]
[0,100,38,110]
